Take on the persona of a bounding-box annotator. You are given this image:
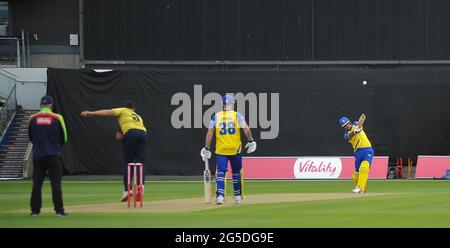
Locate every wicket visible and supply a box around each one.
[127,163,144,208]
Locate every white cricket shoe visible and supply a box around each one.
[216,195,224,205]
[234,195,242,204]
[352,187,362,193]
[121,191,132,202]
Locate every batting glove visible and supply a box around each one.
[200,147,212,161]
[353,127,362,134]
[245,140,257,154]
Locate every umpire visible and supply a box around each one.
[28,95,68,217]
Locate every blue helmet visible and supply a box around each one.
[339,116,350,127]
[223,95,235,105]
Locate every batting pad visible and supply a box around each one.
[353,172,359,187]
[357,161,370,192]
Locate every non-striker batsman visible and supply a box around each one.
[200,95,256,205]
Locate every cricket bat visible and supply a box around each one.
[358,113,366,128]
[203,158,212,203]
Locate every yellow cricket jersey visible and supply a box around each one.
[111,108,147,135]
[214,111,242,155]
[347,125,372,151]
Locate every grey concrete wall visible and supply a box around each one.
[31,54,81,69]
[0,68,47,110]
[16,82,47,110]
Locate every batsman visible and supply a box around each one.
[200,95,256,205]
[339,114,374,193]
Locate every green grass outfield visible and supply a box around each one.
[0,179,449,227]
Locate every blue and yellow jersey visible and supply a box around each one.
[111,108,146,135]
[344,123,372,152]
[209,111,246,155]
